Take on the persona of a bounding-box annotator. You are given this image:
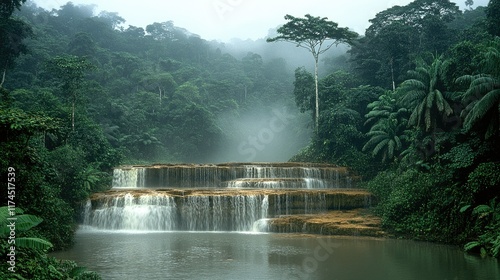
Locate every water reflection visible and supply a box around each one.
[51,229,499,280]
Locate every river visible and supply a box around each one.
[51,228,499,280]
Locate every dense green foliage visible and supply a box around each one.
[1,2,499,279]
[288,0,499,258]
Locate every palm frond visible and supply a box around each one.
[435,90,445,111]
[456,74,478,86]
[464,89,500,131]
[425,105,432,131]
[409,102,424,127]
[426,90,436,109]
[463,76,498,101]
[394,135,403,150]
[366,130,387,137]
[401,79,427,91]
[373,138,390,157]
[363,134,387,152]
[387,139,395,159]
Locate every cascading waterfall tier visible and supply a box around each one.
[112,162,355,189]
[84,189,373,231]
[85,163,370,233]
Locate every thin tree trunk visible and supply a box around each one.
[314,55,319,131]
[0,67,6,88]
[158,86,162,105]
[390,58,396,92]
[72,94,75,132]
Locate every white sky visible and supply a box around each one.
[33,0,489,42]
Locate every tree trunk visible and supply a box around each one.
[314,55,319,131]
[72,94,75,132]
[390,58,396,92]
[158,86,162,105]
[0,67,6,88]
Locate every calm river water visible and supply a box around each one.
[51,228,499,280]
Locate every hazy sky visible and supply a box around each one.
[33,0,489,42]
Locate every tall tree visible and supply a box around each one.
[47,56,94,131]
[465,0,474,9]
[267,14,357,130]
[0,0,31,88]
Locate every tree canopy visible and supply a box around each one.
[267,14,357,130]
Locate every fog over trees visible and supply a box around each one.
[1,0,499,278]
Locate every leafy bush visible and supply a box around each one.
[0,208,101,279]
[366,167,467,242]
[461,162,500,257]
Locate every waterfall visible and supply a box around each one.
[82,200,91,226]
[111,163,355,189]
[86,194,177,230]
[84,193,271,232]
[227,178,329,189]
[112,168,145,188]
[84,163,368,233]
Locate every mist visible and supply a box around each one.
[33,0,489,42]
[213,35,350,75]
[209,103,312,163]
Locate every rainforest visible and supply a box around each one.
[1,0,499,279]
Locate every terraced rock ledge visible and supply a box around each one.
[88,188,375,214]
[264,209,386,237]
[86,188,383,237]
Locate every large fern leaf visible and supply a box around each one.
[0,207,43,238]
[16,237,53,251]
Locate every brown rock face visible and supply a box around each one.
[264,209,385,237]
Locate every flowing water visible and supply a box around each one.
[111,163,353,189]
[66,163,499,279]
